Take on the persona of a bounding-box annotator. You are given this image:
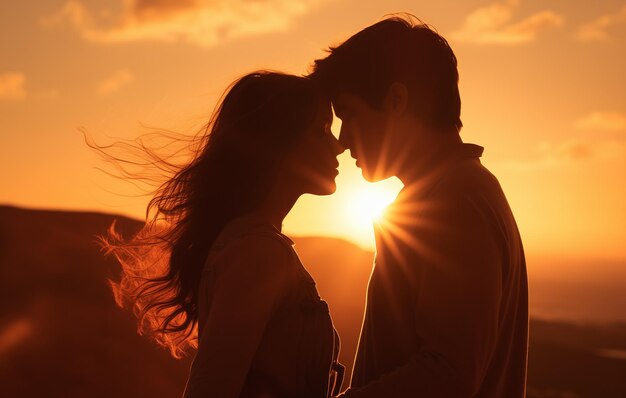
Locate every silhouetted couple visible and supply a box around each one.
[108,15,528,398]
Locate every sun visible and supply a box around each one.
[328,166,404,249]
[283,150,404,250]
[346,184,400,229]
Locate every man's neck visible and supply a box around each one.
[395,129,463,186]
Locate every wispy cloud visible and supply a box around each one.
[452,0,564,45]
[43,0,324,48]
[502,138,625,172]
[578,5,626,41]
[97,69,134,96]
[556,140,593,160]
[0,72,27,100]
[576,111,626,132]
[503,110,626,172]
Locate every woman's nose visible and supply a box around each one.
[338,124,351,150]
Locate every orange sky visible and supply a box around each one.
[1,0,625,259]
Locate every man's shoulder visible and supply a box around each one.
[392,160,510,231]
[434,159,501,197]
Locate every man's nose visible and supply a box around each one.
[338,124,351,150]
[331,135,345,156]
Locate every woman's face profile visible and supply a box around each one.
[282,100,344,196]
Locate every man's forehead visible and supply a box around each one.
[318,101,333,120]
[332,92,367,112]
[333,92,357,104]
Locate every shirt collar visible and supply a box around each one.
[213,213,294,249]
[397,143,484,201]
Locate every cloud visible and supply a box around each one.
[578,5,626,41]
[502,110,626,171]
[576,111,626,132]
[0,72,27,100]
[43,0,323,48]
[97,69,134,95]
[559,141,592,160]
[452,0,564,45]
[502,138,625,172]
[130,0,199,22]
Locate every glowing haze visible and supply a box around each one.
[1,0,625,257]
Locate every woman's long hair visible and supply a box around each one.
[93,71,323,358]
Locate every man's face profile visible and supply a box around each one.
[332,92,392,182]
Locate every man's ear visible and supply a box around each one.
[384,82,408,115]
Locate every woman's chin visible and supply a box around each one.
[308,181,337,196]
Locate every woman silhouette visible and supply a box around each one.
[103,71,345,397]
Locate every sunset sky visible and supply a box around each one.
[1,0,625,260]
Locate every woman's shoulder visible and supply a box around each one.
[206,217,297,277]
[214,215,292,248]
[220,231,294,260]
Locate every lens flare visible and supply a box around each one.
[347,185,399,227]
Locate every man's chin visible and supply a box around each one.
[361,168,387,183]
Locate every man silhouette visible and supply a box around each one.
[311,16,528,397]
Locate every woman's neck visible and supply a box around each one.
[251,187,300,232]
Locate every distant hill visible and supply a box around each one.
[1,205,625,397]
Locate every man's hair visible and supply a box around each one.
[311,15,462,131]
